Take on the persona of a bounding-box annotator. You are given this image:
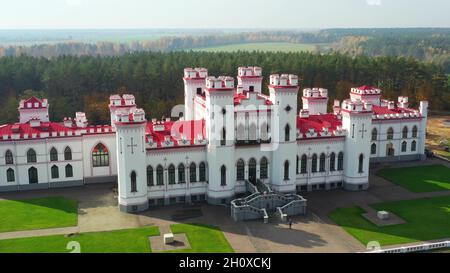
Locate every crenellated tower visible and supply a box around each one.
[237,66,263,94]
[109,94,137,128]
[183,67,208,121]
[301,88,328,114]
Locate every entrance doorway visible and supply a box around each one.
[386,143,395,156]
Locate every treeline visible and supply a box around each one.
[0,51,448,125]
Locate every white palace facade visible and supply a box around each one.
[0,67,428,213]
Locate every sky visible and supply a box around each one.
[0,0,449,29]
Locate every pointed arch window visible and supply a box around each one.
[319,153,326,172]
[337,152,344,171]
[28,167,38,184]
[92,143,109,167]
[284,161,290,180]
[296,155,299,174]
[65,164,73,178]
[371,128,377,141]
[156,165,164,185]
[64,147,72,160]
[190,163,197,182]
[411,140,417,152]
[311,154,318,173]
[260,157,268,179]
[7,168,15,182]
[371,143,377,155]
[358,154,364,173]
[199,162,206,182]
[168,164,175,185]
[387,127,394,140]
[50,147,58,161]
[178,163,185,183]
[301,154,307,174]
[402,126,408,139]
[401,141,407,152]
[130,171,137,192]
[236,159,245,180]
[330,152,336,171]
[221,128,226,146]
[412,126,418,138]
[5,150,13,165]
[51,165,59,179]
[284,124,290,141]
[147,166,154,186]
[27,149,37,163]
[220,165,227,186]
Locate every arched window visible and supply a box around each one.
[178,163,185,183]
[260,122,269,141]
[284,124,290,141]
[311,154,318,173]
[358,154,364,173]
[236,159,245,180]
[249,123,257,141]
[28,167,38,184]
[92,143,109,167]
[371,128,378,141]
[156,165,164,185]
[260,157,268,179]
[190,163,197,182]
[401,141,407,152]
[27,149,37,163]
[296,155,299,174]
[221,128,226,146]
[411,140,417,152]
[220,165,226,186]
[147,166,153,186]
[387,127,394,140]
[130,171,137,192]
[371,143,377,155]
[300,154,307,174]
[50,147,58,161]
[7,168,15,182]
[402,126,408,139]
[65,164,73,178]
[5,150,13,165]
[199,162,206,182]
[330,153,336,171]
[319,153,326,172]
[284,161,289,180]
[168,164,175,185]
[51,165,59,179]
[248,158,257,182]
[64,147,72,160]
[337,152,344,171]
[412,125,418,138]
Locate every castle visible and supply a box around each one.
[0,67,428,214]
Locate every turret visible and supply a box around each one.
[18,97,50,123]
[237,66,263,94]
[183,67,208,120]
[398,96,409,109]
[350,85,382,106]
[115,107,148,212]
[340,99,373,191]
[268,74,299,193]
[109,94,137,128]
[301,88,328,115]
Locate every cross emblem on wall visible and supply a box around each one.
[359,124,368,138]
[127,137,138,154]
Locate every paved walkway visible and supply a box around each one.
[0,158,449,252]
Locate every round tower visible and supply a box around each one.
[115,108,148,212]
[268,74,300,193]
[341,99,373,191]
[183,67,208,121]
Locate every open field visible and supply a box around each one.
[426,115,450,160]
[329,195,450,247]
[0,226,160,253]
[377,164,450,192]
[0,197,78,233]
[190,42,322,52]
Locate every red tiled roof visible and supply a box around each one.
[297,114,342,138]
[145,119,206,149]
[233,92,273,106]
[19,97,46,109]
[372,105,415,116]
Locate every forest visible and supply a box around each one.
[0,51,448,125]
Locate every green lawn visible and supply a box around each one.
[0,226,160,253]
[377,164,450,192]
[329,195,450,246]
[190,42,320,53]
[167,223,234,253]
[0,197,78,233]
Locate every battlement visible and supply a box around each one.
[115,108,146,124]
[109,94,136,107]
[341,99,373,113]
[269,74,298,87]
[351,85,381,95]
[205,76,234,90]
[303,88,328,99]
[184,67,208,79]
[398,96,409,108]
[238,66,262,77]
[75,112,88,128]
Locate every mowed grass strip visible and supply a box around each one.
[0,197,78,233]
[168,223,234,253]
[0,226,160,253]
[377,164,450,192]
[329,195,450,246]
